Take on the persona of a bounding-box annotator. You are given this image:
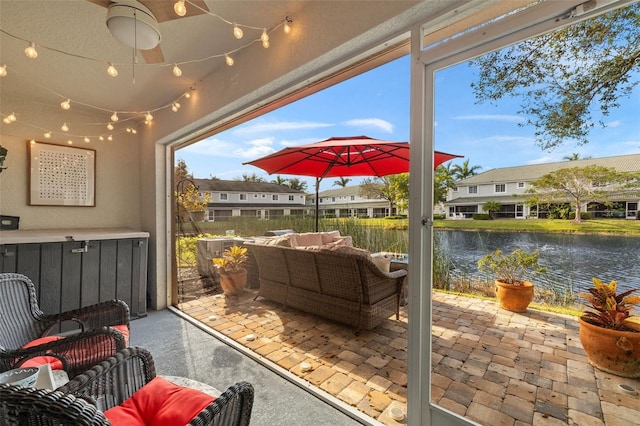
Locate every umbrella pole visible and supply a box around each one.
[315,178,320,232]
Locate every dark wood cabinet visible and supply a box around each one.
[0,229,148,319]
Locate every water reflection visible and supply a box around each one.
[436,230,640,295]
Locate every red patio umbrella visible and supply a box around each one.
[244,136,461,230]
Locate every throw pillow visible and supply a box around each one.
[104,376,215,426]
[290,233,323,247]
[320,230,341,244]
[371,256,391,273]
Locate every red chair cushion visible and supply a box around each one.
[104,376,215,426]
[20,336,64,370]
[110,324,130,346]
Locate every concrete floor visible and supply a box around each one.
[130,309,364,426]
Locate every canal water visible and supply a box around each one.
[435,230,640,296]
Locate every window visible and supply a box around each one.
[332,197,336,202]
[272,195,278,201]
[495,184,506,193]
[468,186,477,194]
[254,194,258,198]
[240,193,247,201]
[220,193,228,200]
[351,195,355,201]
[452,186,458,192]
[288,195,294,201]
[517,182,525,188]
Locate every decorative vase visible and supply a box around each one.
[218,268,248,296]
[578,317,640,378]
[495,279,534,313]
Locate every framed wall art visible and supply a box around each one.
[28,141,96,206]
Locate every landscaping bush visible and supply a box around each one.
[472,213,491,220]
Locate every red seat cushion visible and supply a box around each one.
[20,336,64,370]
[104,376,215,426]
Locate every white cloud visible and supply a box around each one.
[233,120,333,135]
[454,114,524,123]
[606,120,622,127]
[180,137,276,159]
[344,118,394,133]
[527,156,555,165]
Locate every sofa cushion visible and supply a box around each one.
[320,230,341,244]
[104,376,215,426]
[290,233,323,247]
[371,257,391,273]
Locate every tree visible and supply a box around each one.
[471,4,640,150]
[388,173,409,213]
[240,173,266,182]
[360,177,396,214]
[526,165,640,223]
[333,177,352,188]
[174,159,192,185]
[563,153,591,161]
[271,176,288,186]
[451,159,482,181]
[434,164,456,205]
[482,200,502,219]
[286,178,308,192]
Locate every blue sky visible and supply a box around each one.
[178,54,640,193]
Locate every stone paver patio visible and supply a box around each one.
[177,290,640,425]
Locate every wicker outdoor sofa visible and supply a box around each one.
[246,233,406,331]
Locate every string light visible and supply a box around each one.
[0,65,7,77]
[145,112,153,122]
[61,123,69,132]
[261,29,270,48]
[225,53,234,67]
[60,99,71,110]
[172,64,182,77]
[283,18,291,34]
[233,23,243,39]
[173,0,186,17]
[2,113,17,124]
[184,91,191,99]
[107,135,113,141]
[24,42,38,59]
[84,136,90,143]
[107,123,114,130]
[131,128,137,134]
[171,101,181,112]
[67,140,73,145]
[111,112,119,122]
[44,131,52,138]
[107,62,118,77]
[99,136,104,141]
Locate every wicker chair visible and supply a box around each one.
[42,346,251,426]
[0,273,129,378]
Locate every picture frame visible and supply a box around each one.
[28,141,96,206]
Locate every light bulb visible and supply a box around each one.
[225,53,234,67]
[233,24,243,39]
[184,92,191,99]
[61,123,69,132]
[126,127,132,133]
[44,131,52,139]
[0,65,7,77]
[111,112,119,122]
[61,99,71,110]
[67,140,73,145]
[30,139,36,144]
[145,112,153,121]
[262,40,270,49]
[171,103,178,112]
[284,20,291,34]
[131,128,137,134]
[107,63,118,77]
[107,123,114,130]
[173,64,182,77]
[84,137,90,143]
[107,135,113,141]
[99,136,104,141]
[2,117,10,124]
[174,0,186,16]
[260,29,269,44]
[25,42,38,59]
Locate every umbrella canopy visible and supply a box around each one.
[244,135,462,230]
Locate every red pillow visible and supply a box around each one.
[20,336,65,370]
[111,324,130,346]
[104,376,215,426]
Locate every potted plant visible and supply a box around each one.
[212,246,248,296]
[176,184,210,222]
[577,277,640,378]
[478,248,545,313]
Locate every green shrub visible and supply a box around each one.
[472,214,491,220]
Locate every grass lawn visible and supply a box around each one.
[431,218,640,235]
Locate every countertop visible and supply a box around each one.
[0,228,150,244]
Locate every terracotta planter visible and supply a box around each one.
[578,317,640,378]
[494,279,534,313]
[218,268,248,296]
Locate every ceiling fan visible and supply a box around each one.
[87,0,210,64]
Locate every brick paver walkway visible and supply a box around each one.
[177,290,640,425]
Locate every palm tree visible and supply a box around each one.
[333,177,351,188]
[271,176,288,186]
[563,153,591,161]
[451,159,482,181]
[482,200,502,219]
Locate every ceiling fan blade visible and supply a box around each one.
[140,45,164,64]
[86,0,111,8]
[140,0,209,23]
